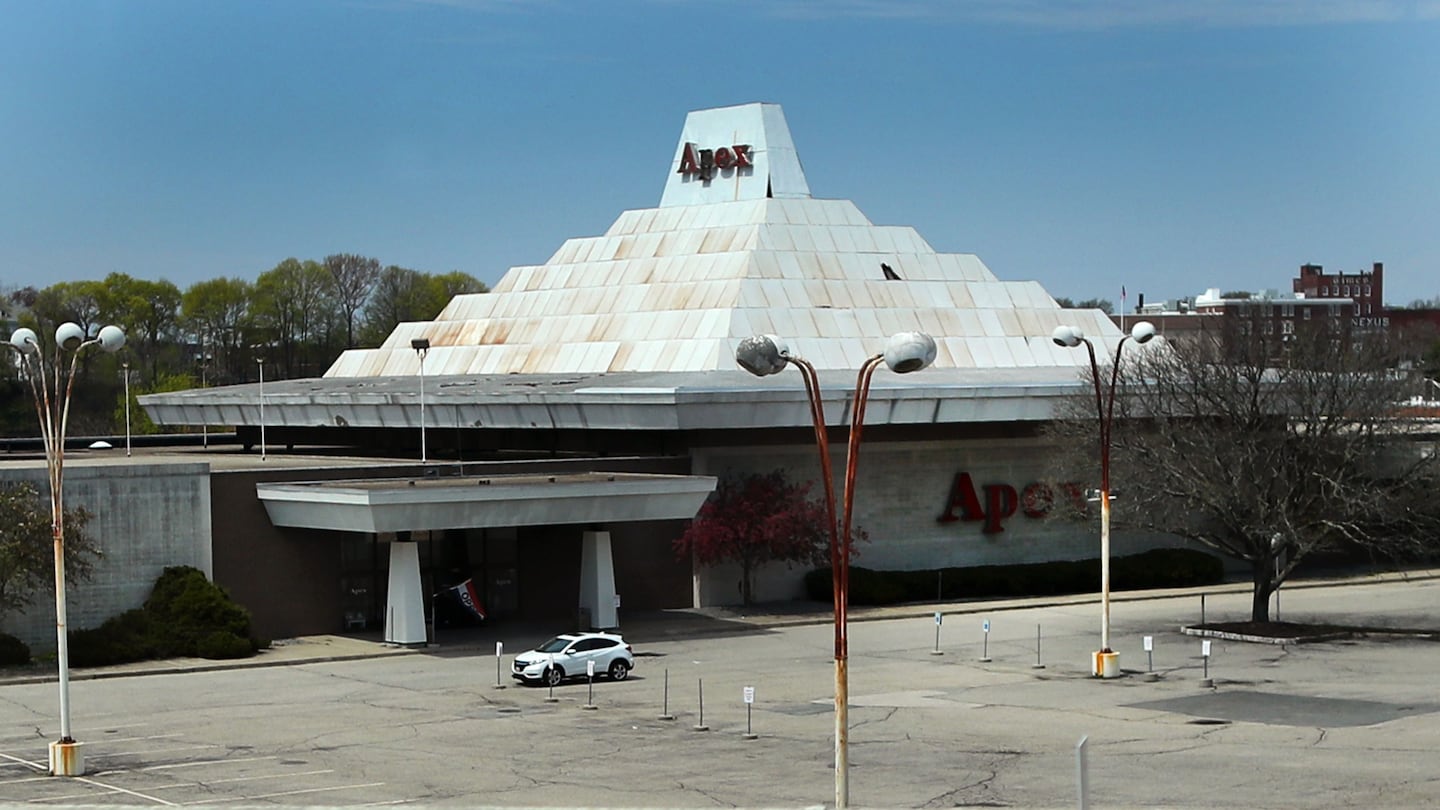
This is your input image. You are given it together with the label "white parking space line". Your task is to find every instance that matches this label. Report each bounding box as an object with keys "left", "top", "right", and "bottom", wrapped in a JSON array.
[
  {"left": 0, "top": 751, "right": 43, "bottom": 771},
  {"left": 0, "top": 775, "right": 49, "bottom": 786},
  {"left": 353, "top": 800, "right": 415, "bottom": 807},
  {"left": 146, "top": 768, "right": 335, "bottom": 789},
  {"left": 139, "top": 755, "right": 278, "bottom": 771},
  {"left": 91, "top": 744, "right": 220, "bottom": 758},
  {"left": 28, "top": 776, "right": 177, "bottom": 805},
  {"left": 182, "top": 781, "right": 386, "bottom": 805}
]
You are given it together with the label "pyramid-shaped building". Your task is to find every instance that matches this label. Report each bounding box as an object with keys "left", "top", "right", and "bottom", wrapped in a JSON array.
[
  {"left": 136, "top": 103, "right": 1160, "bottom": 626},
  {"left": 324, "top": 103, "right": 1116, "bottom": 381}
]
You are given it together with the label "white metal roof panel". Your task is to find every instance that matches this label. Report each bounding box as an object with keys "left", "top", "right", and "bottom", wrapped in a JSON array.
[{"left": 323, "top": 103, "right": 1124, "bottom": 380}]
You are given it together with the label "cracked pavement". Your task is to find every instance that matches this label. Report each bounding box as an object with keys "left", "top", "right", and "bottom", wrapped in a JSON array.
[{"left": 0, "top": 577, "right": 1438, "bottom": 807}]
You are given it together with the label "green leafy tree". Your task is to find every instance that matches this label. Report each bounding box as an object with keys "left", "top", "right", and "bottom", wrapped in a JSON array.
[
  {"left": 675, "top": 470, "right": 858, "bottom": 605},
  {"left": 254, "top": 259, "right": 338, "bottom": 378},
  {"left": 181, "top": 277, "right": 255, "bottom": 384},
  {"left": 432, "top": 270, "right": 488, "bottom": 302},
  {"left": 360, "top": 265, "right": 430, "bottom": 347},
  {"left": 0, "top": 483, "right": 100, "bottom": 622},
  {"left": 116, "top": 371, "right": 199, "bottom": 435},
  {"left": 27, "top": 280, "right": 106, "bottom": 336},
  {"left": 359, "top": 267, "right": 487, "bottom": 347},
  {"left": 97, "top": 273, "right": 181, "bottom": 384}
]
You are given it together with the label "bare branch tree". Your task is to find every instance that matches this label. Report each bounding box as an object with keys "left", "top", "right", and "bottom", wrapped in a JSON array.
[
  {"left": 323, "top": 254, "right": 381, "bottom": 349},
  {"left": 1046, "top": 316, "right": 1440, "bottom": 621}
]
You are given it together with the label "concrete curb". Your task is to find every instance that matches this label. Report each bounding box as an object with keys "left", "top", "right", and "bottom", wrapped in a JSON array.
[
  {"left": 1180, "top": 626, "right": 1351, "bottom": 645},
  {"left": 4, "top": 567, "right": 1436, "bottom": 684}
]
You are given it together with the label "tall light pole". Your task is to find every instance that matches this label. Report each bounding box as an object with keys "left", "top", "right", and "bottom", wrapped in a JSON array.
[
  {"left": 6, "top": 321, "right": 126, "bottom": 777},
  {"left": 411, "top": 338, "right": 430, "bottom": 463},
  {"left": 256, "top": 356, "right": 267, "bottom": 461},
  {"left": 122, "top": 361, "right": 131, "bottom": 457},
  {"left": 736, "top": 331, "right": 936, "bottom": 808},
  {"left": 1050, "top": 321, "right": 1155, "bottom": 678},
  {"left": 198, "top": 351, "right": 211, "bottom": 449}
]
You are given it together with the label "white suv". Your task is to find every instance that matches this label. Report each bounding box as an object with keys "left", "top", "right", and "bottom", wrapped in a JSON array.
[{"left": 511, "top": 632, "right": 634, "bottom": 687}]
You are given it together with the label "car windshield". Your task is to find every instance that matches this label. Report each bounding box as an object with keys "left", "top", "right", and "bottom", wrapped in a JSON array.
[{"left": 535, "top": 636, "right": 573, "bottom": 653}]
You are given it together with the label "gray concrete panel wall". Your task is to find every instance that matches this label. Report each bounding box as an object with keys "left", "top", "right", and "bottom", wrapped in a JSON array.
[
  {"left": 0, "top": 462, "right": 212, "bottom": 651},
  {"left": 690, "top": 439, "right": 1185, "bottom": 606}
]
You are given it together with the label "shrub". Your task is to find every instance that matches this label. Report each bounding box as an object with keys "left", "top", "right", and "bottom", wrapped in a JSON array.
[
  {"left": 68, "top": 567, "right": 263, "bottom": 666},
  {"left": 1112, "top": 548, "right": 1225, "bottom": 589},
  {"left": 195, "top": 630, "right": 254, "bottom": 660},
  {"left": 0, "top": 632, "right": 30, "bottom": 666},
  {"left": 144, "top": 566, "right": 254, "bottom": 659},
  {"left": 804, "top": 549, "right": 1223, "bottom": 605},
  {"left": 68, "top": 609, "right": 156, "bottom": 666}
]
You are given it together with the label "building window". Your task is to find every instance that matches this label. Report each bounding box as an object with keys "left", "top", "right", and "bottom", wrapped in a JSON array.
[
  {"left": 1283, "top": 304, "right": 1294, "bottom": 317},
  {"left": 1282, "top": 321, "right": 1294, "bottom": 335},
  {"left": 1321, "top": 286, "right": 1328, "bottom": 296},
  {"left": 1364, "top": 285, "right": 1371, "bottom": 296},
  {"left": 1303, "top": 308, "right": 1312, "bottom": 320}
]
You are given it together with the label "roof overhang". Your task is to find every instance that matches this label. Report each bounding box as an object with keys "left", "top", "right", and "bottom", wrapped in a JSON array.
[
  {"left": 257, "top": 471, "right": 718, "bottom": 534},
  {"left": 140, "top": 367, "right": 1086, "bottom": 433}
]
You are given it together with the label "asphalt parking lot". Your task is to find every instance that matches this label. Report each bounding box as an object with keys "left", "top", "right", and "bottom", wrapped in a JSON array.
[{"left": 0, "top": 574, "right": 1438, "bottom": 808}]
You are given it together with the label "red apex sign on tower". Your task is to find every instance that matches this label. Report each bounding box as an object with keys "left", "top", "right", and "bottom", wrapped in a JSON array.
[{"left": 677, "top": 142, "right": 754, "bottom": 180}]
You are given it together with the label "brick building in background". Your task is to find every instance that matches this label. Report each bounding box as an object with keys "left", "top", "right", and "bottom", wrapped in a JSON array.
[{"left": 1294, "top": 261, "right": 1384, "bottom": 317}]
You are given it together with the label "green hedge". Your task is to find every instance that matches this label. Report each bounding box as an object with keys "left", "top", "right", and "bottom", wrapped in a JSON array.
[
  {"left": 804, "top": 548, "right": 1223, "bottom": 605},
  {"left": 69, "top": 566, "right": 268, "bottom": 667}
]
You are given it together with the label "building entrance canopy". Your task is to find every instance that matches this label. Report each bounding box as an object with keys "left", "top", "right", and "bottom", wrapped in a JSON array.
[
  {"left": 257, "top": 471, "right": 717, "bottom": 534},
  {"left": 258, "top": 471, "right": 717, "bottom": 646}
]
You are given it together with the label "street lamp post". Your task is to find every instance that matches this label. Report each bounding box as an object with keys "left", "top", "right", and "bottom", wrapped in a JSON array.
[
  {"left": 198, "top": 351, "right": 211, "bottom": 449},
  {"left": 6, "top": 322, "right": 126, "bottom": 776},
  {"left": 411, "top": 338, "right": 430, "bottom": 463},
  {"left": 736, "top": 331, "right": 936, "bottom": 808},
  {"left": 122, "top": 361, "right": 131, "bottom": 457},
  {"left": 256, "top": 356, "right": 267, "bottom": 461},
  {"left": 1050, "top": 321, "right": 1155, "bottom": 678}
]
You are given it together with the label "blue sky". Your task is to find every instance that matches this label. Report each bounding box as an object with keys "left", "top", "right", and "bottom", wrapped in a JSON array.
[{"left": 2, "top": 0, "right": 1438, "bottom": 308}]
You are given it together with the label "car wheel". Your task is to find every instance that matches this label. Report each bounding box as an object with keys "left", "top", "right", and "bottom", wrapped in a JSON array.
[
  {"left": 544, "top": 666, "right": 564, "bottom": 687},
  {"left": 608, "top": 659, "right": 630, "bottom": 681}
]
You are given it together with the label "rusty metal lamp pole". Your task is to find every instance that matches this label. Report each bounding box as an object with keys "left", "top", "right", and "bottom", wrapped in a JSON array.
[
  {"left": 7, "top": 322, "right": 127, "bottom": 777},
  {"left": 737, "top": 331, "right": 936, "bottom": 809},
  {"left": 1050, "top": 321, "right": 1155, "bottom": 678}
]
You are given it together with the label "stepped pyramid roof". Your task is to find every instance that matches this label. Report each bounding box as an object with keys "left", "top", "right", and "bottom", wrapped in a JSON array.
[
  {"left": 326, "top": 102, "right": 1117, "bottom": 379},
  {"left": 140, "top": 103, "right": 1126, "bottom": 436}
]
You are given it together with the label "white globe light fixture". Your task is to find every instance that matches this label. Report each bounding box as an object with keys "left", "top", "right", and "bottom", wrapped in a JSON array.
[
  {"left": 734, "top": 334, "right": 791, "bottom": 377},
  {"left": 10, "top": 327, "right": 40, "bottom": 354}
]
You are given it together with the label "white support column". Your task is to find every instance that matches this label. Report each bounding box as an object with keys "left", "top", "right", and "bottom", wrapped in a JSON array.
[
  {"left": 385, "top": 540, "right": 427, "bottom": 645},
  {"left": 579, "top": 530, "right": 618, "bottom": 630}
]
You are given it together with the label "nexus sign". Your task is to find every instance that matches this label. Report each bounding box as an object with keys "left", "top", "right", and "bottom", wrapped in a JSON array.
[
  {"left": 677, "top": 142, "right": 753, "bottom": 180},
  {"left": 937, "top": 472, "right": 1086, "bottom": 534}
]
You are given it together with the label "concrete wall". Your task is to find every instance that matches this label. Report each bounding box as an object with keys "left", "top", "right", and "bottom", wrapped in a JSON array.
[
  {"left": 0, "top": 462, "right": 212, "bottom": 651},
  {"left": 210, "top": 469, "right": 351, "bottom": 643},
  {"left": 689, "top": 438, "right": 1186, "bottom": 606}
]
